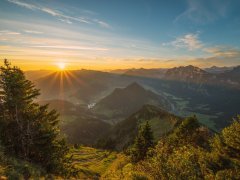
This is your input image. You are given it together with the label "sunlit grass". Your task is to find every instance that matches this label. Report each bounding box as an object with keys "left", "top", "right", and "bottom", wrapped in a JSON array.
[{"left": 69, "top": 146, "right": 117, "bottom": 178}]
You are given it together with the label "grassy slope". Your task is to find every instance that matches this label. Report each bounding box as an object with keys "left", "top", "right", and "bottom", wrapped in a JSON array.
[
  {"left": 0, "top": 147, "right": 44, "bottom": 179},
  {"left": 71, "top": 146, "right": 117, "bottom": 179},
  {"left": 0, "top": 146, "right": 118, "bottom": 179},
  {"left": 106, "top": 104, "right": 181, "bottom": 150},
  {"left": 101, "top": 154, "right": 147, "bottom": 180}
]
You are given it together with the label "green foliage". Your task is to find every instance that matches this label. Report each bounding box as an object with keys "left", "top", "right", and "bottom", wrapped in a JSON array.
[
  {"left": 130, "top": 121, "right": 154, "bottom": 163},
  {"left": 102, "top": 154, "right": 148, "bottom": 179},
  {"left": 131, "top": 116, "right": 240, "bottom": 179},
  {"left": 0, "top": 144, "right": 44, "bottom": 179},
  {"left": 69, "top": 146, "right": 117, "bottom": 179},
  {"left": 96, "top": 137, "right": 116, "bottom": 150},
  {"left": 167, "top": 116, "right": 210, "bottom": 148},
  {"left": 105, "top": 116, "right": 240, "bottom": 179},
  {"left": 0, "top": 60, "right": 70, "bottom": 176},
  {"left": 62, "top": 115, "right": 111, "bottom": 146},
  {"left": 94, "top": 82, "right": 171, "bottom": 121},
  {"left": 103, "top": 104, "right": 180, "bottom": 151},
  {"left": 1, "top": 59, "right": 240, "bottom": 179},
  {"left": 135, "top": 117, "right": 210, "bottom": 179},
  {"left": 210, "top": 115, "right": 240, "bottom": 178}
]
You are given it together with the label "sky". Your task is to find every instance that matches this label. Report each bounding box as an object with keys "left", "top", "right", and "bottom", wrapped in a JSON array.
[{"left": 0, "top": 0, "right": 240, "bottom": 70}]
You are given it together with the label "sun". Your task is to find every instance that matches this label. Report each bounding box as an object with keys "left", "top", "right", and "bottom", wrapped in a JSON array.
[{"left": 57, "top": 62, "right": 66, "bottom": 70}]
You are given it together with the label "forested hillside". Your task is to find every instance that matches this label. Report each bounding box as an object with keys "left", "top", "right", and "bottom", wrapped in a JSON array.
[
  {"left": 2, "top": 0, "right": 240, "bottom": 178},
  {"left": 0, "top": 61, "right": 240, "bottom": 179}
]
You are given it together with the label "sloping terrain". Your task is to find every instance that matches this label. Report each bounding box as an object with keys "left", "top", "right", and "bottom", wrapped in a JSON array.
[
  {"left": 165, "top": 65, "right": 214, "bottom": 83},
  {"left": 35, "top": 70, "right": 118, "bottom": 103},
  {"left": 62, "top": 115, "right": 111, "bottom": 145},
  {"left": 123, "top": 68, "right": 167, "bottom": 79},
  {"left": 93, "top": 82, "right": 172, "bottom": 123},
  {"left": 71, "top": 146, "right": 117, "bottom": 179},
  {"left": 99, "top": 104, "right": 181, "bottom": 150}
]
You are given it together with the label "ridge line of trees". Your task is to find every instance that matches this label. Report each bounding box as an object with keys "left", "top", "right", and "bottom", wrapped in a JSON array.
[{"left": 0, "top": 60, "right": 72, "bottom": 177}]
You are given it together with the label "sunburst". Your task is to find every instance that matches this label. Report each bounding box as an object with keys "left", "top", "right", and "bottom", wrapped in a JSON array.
[{"left": 57, "top": 62, "right": 66, "bottom": 70}]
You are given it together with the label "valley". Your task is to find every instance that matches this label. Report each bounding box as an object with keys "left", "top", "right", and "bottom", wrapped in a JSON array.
[
  {"left": 1, "top": 63, "right": 240, "bottom": 179},
  {"left": 1, "top": 0, "right": 240, "bottom": 178},
  {"left": 24, "top": 65, "right": 239, "bottom": 149},
  {"left": 32, "top": 66, "right": 240, "bottom": 136}
]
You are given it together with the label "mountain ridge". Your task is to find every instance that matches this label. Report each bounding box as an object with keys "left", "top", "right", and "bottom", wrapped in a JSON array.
[{"left": 93, "top": 82, "right": 172, "bottom": 123}]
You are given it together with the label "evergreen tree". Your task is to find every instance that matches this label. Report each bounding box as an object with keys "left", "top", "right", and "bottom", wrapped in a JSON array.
[
  {"left": 142, "top": 121, "right": 154, "bottom": 148},
  {"left": 130, "top": 121, "right": 154, "bottom": 162},
  {"left": 167, "top": 116, "right": 206, "bottom": 147},
  {"left": 0, "top": 60, "right": 70, "bottom": 175},
  {"left": 210, "top": 115, "right": 240, "bottom": 178}
]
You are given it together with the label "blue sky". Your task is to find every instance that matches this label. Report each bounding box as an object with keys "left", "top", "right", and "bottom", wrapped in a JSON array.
[{"left": 0, "top": 0, "right": 240, "bottom": 70}]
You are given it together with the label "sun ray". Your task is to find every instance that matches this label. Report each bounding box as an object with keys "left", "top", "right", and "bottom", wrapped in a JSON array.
[{"left": 57, "top": 62, "right": 66, "bottom": 71}]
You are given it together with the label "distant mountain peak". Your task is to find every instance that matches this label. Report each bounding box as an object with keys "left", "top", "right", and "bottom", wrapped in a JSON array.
[
  {"left": 232, "top": 65, "right": 240, "bottom": 71},
  {"left": 204, "top": 65, "right": 235, "bottom": 74},
  {"left": 184, "top": 65, "right": 205, "bottom": 71},
  {"left": 94, "top": 82, "right": 171, "bottom": 123},
  {"left": 126, "top": 82, "right": 144, "bottom": 90},
  {"left": 108, "top": 104, "right": 181, "bottom": 150},
  {"left": 169, "top": 65, "right": 206, "bottom": 72},
  {"left": 165, "top": 65, "right": 210, "bottom": 82}
]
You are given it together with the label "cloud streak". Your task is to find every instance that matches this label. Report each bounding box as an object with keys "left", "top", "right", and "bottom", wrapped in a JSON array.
[
  {"left": 164, "top": 33, "right": 203, "bottom": 51},
  {"left": 6, "top": 0, "right": 111, "bottom": 28},
  {"left": 174, "top": 0, "right": 229, "bottom": 24},
  {"left": 204, "top": 47, "right": 240, "bottom": 58},
  {"left": 0, "top": 30, "right": 21, "bottom": 35},
  {"left": 7, "top": 0, "right": 35, "bottom": 9},
  {"left": 24, "top": 30, "right": 43, "bottom": 34},
  {"left": 31, "top": 45, "right": 108, "bottom": 51}
]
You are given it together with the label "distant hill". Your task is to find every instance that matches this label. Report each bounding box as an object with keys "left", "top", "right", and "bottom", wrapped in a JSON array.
[
  {"left": 38, "top": 99, "right": 111, "bottom": 145},
  {"left": 93, "top": 82, "right": 172, "bottom": 123},
  {"left": 218, "top": 65, "right": 240, "bottom": 85},
  {"left": 26, "top": 66, "right": 240, "bottom": 131},
  {"left": 123, "top": 68, "right": 167, "bottom": 79},
  {"left": 98, "top": 104, "right": 181, "bottom": 150},
  {"left": 38, "top": 99, "right": 76, "bottom": 115},
  {"left": 35, "top": 70, "right": 118, "bottom": 103},
  {"left": 110, "top": 68, "right": 131, "bottom": 74},
  {"left": 165, "top": 65, "right": 213, "bottom": 83},
  {"left": 164, "top": 65, "right": 240, "bottom": 89},
  {"left": 204, "top": 66, "right": 234, "bottom": 74},
  {"left": 62, "top": 115, "right": 111, "bottom": 145},
  {"left": 25, "top": 70, "right": 53, "bottom": 81}
]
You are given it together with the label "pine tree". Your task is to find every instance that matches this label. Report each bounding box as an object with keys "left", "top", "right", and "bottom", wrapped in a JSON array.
[
  {"left": 0, "top": 60, "right": 70, "bottom": 175},
  {"left": 142, "top": 121, "right": 154, "bottom": 148},
  {"left": 210, "top": 115, "right": 240, "bottom": 178},
  {"left": 130, "top": 121, "right": 154, "bottom": 162}
]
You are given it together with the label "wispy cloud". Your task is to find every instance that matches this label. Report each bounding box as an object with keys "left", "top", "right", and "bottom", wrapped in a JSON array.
[
  {"left": 7, "top": 0, "right": 35, "bottom": 9},
  {"left": 93, "top": 19, "right": 111, "bottom": 29},
  {"left": 24, "top": 30, "right": 43, "bottom": 34},
  {"left": 0, "top": 30, "right": 21, "bottom": 35},
  {"left": 204, "top": 47, "right": 240, "bottom": 58},
  {"left": 31, "top": 45, "right": 108, "bottom": 51},
  {"left": 175, "top": 0, "right": 229, "bottom": 24},
  {"left": 6, "top": 0, "right": 111, "bottom": 28},
  {"left": 164, "top": 33, "right": 203, "bottom": 51},
  {"left": 183, "top": 46, "right": 240, "bottom": 67},
  {"left": 186, "top": 56, "right": 240, "bottom": 67},
  {"left": 58, "top": 19, "right": 72, "bottom": 24}
]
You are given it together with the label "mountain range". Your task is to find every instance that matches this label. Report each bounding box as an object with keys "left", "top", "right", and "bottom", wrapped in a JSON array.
[
  {"left": 100, "top": 104, "right": 181, "bottom": 150},
  {"left": 204, "top": 66, "right": 234, "bottom": 74},
  {"left": 27, "top": 64, "right": 240, "bottom": 138},
  {"left": 93, "top": 82, "right": 172, "bottom": 123},
  {"left": 164, "top": 65, "right": 240, "bottom": 89}
]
